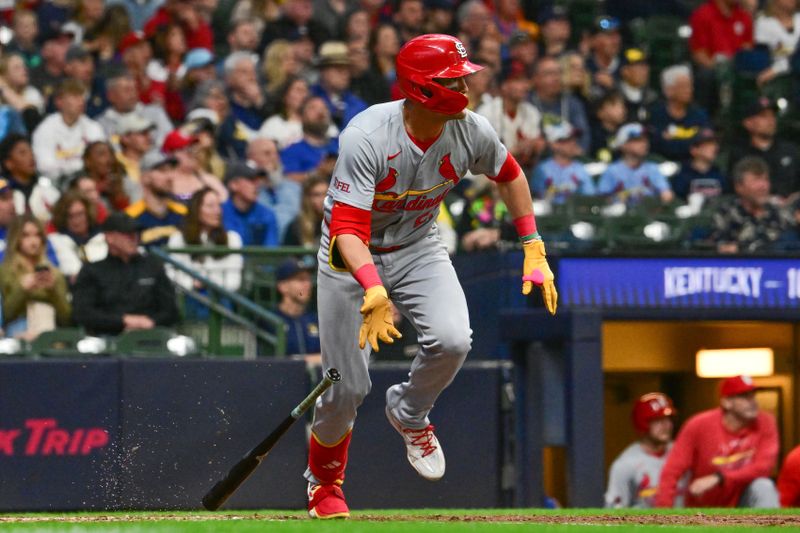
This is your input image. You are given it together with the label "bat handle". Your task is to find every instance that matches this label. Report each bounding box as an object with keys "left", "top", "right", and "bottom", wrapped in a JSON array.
[{"left": 290, "top": 367, "right": 341, "bottom": 419}]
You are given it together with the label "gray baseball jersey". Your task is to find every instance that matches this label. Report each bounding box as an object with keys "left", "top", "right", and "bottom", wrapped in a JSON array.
[
  {"left": 605, "top": 442, "right": 672, "bottom": 508},
  {"left": 308, "top": 100, "right": 514, "bottom": 453},
  {"left": 320, "top": 100, "right": 509, "bottom": 261}
]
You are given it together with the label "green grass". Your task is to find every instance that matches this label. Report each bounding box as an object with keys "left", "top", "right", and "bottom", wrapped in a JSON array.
[{"left": 0, "top": 509, "right": 798, "bottom": 533}]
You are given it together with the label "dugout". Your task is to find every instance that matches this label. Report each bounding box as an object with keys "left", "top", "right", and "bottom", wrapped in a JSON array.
[{"left": 496, "top": 253, "right": 800, "bottom": 508}]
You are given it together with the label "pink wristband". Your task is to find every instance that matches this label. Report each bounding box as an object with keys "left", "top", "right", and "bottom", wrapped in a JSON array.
[
  {"left": 353, "top": 264, "right": 382, "bottom": 290},
  {"left": 513, "top": 214, "right": 538, "bottom": 240}
]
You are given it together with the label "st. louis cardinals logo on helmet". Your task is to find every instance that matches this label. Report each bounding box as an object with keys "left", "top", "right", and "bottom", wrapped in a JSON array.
[
  {"left": 632, "top": 393, "right": 676, "bottom": 433},
  {"left": 396, "top": 34, "right": 483, "bottom": 116}
]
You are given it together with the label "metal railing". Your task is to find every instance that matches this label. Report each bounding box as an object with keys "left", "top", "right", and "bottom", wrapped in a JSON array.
[{"left": 151, "top": 248, "right": 289, "bottom": 358}]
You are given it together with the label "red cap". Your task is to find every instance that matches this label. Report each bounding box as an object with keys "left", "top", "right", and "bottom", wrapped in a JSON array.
[
  {"left": 631, "top": 392, "right": 676, "bottom": 433},
  {"left": 161, "top": 130, "right": 197, "bottom": 152},
  {"left": 720, "top": 375, "right": 757, "bottom": 398},
  {"left": 119, "top": 31, "right": 147, "bottom": 55}
]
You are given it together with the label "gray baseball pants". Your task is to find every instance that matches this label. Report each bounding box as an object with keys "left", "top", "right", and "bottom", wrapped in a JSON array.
[{"left": 310, "top": 233, "right": 472, "bottom": 445}]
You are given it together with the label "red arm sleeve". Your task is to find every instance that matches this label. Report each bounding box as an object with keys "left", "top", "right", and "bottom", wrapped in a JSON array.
[
  {"left": 720, "top": 413, "right": 779, "bottom": 486},
  {"left": 654, "top": 420, "right": 697, "bottom": 507},
  {"left": 487, "top": 153, "right": 522, "bottom": 183},
  {"left": 778, "top": 447, "right": 800, "bottom": 507},
  {"left": 329, "top": 201, "right": 371, "bottom": 243}
]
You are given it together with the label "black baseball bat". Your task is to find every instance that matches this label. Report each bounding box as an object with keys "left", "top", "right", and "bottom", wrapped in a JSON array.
[{"left": 202, "top": 368, "right": 342, "bottom": 511}]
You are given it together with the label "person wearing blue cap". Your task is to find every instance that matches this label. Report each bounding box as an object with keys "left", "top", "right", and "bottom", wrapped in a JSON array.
[
  {"left": 586, "top": 15, "right": 623, "bottom": 95},
  {"left": 597, "top": 123, "right": 674, "bottom": 206},
  {"left": 532, "top": 121, "right": 594, "bottom": 204},
  {"left": 264, "top": 257, "right": 320, "bottom": 356},
  {"left": 538, "top": 4, "right": 571, "bottom": 58}
]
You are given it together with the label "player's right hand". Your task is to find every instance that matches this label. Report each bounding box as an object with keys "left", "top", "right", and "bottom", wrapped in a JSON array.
[{"left": 358, "top": 286, "right": 402, "bottom": 352}]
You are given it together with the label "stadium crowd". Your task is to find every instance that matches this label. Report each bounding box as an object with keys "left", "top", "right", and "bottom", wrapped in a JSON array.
[{"left": 0, "top": 1, "right": 798, "bottom": 337}]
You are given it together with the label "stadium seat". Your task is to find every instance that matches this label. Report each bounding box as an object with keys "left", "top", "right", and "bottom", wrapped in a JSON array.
[
  {"left": 113, "top": 327, "right": 197, "bottom": 357},
  {"left": 30, "top": 328, "right": 94, "bottom": 358}
]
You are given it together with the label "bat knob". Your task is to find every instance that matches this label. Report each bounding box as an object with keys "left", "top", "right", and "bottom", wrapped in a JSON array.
[{"left": 326, "top": 368, "right": 342, "bottom": 383}]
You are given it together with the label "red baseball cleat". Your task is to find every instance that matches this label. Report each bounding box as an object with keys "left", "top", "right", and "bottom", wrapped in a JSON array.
[{"left": 307, "top": 482, "right": 350, "bottom": 519}]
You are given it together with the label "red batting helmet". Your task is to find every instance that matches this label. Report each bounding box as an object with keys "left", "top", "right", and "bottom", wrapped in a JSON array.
[
  {"left": 396, "top": 34, "right": 484, "bottom": 116},
  {"left": 631, "top": 392, "right": 676, "bottom": 433}
]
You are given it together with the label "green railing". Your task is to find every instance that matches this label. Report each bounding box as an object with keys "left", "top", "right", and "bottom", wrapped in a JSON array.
[{"left": 151, "top": 247, "right": 295, "bottom": 358}]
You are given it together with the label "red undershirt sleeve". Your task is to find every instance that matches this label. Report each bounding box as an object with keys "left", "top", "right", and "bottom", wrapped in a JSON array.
[
  {"left": 488, "top": 152, "right": 523, "bottom": 183},
  {"left": 330, "top": 201, "right": 371, "bottom": 243}
]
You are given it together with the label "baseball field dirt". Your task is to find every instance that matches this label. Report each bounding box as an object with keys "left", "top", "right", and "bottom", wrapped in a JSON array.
[{"left": 0, "top": 509, "right": 799, "bottom": 532}]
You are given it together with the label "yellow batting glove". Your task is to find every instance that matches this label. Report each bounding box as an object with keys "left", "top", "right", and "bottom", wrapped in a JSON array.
[
  {"left": 358, "top": 286, "right": 402, "bottom": 352},
  {"left": 522, "top": 239, "right": 558, "bottom": 315}
]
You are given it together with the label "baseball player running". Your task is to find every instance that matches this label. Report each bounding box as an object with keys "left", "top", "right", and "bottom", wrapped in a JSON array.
[
  {"left": 605, "top": 393, "right": 677, "bottom": 508},
  {"left": 305, "top": 34, "right": 558, "bottom": 519}
]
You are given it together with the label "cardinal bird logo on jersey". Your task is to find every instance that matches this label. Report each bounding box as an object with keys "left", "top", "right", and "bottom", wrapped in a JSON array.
[
  {"left": 376, "top": 167, "right": 398, "bottom": 193},
  {"left": 438, "top": 153, "right": 460, "bottom": 184}
]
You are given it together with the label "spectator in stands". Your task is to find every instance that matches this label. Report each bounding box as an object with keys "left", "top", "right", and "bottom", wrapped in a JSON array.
[
  {"left": 311, "top": 41, "right": 368, "bottom": 130},
  {"left": 66, "top": 174, "right": 108, "bottom": 224},
  {"left": 425, "top": 0, "right": 456, "bottom": 35},
  {"left": 561, "top": 52, "right": 591, "bottom": 108},
  {"left": 655, "top": 375, "right": 779, "bottom": 508},
  {"left": 184, "top": 110, "right": 226, "bottom": 181},
  {"left": 689, "top": 0, "right": 754, "bottom": 113},
  {"left": 531, "top": 121, "right": 594, "bottom": 204},
  {"left": 178, "top": 48, "right": 217, "bottom": 120},
  {"left": 475, "top": 35, "right": 503, "bottom": 72},
  {"left": 190, "top": 80, "right": 243, "bottom": 160},
  {"left": 125, "top": 151, "right": 187, "bottom": 248},
  {"left": 0, "top": 179, "right": 16, "bottom": 253},
  {"left": 115, "top": 114, "right": 155, "bottom": 198},
  {"left": 82, "top": 5, "right": 132, "bottom": 75},
  {"left": 530, "top": 56, "right": 591, "bottom": 152},
  {"left": 491, "top": 0, "right": 535, "bottom": 41},
  {"left": 728, "top": 96, "right": 800, "bottom": 201},
  {"left": 262, "top": 40, "right": 302, "bottom": 97},
  {"left": 312, "top": 0, "right": 355, "bottom": 41},
  {"left": 143, "top": 0, "right": 214, "bottom": 51},
  {"left": 32, "top": 79, "right": 106, "bottom": 183},
  {"left": 648, "top": 65, "right": 711, "bottom": 163},
  {"left": 370, "top": 24, "right": 401, "bottom": 90},
  {"left": 0, "top": 53, "right": 46, "bottom": 133},
  {"left": 586, "top": 15, "right": 623, "bottom": 96},
  {"left": 456, "top": 176, "right": 514, "bottom": 252},
  {"left": 29, "top": 26, "right": 71, "bottom": 106},
  {"left": 777, "top": 444, "right": 800, "bottom": 507},
  {"left": 477, "top": 60, "right": 543, "bottom": 170},
  {"left": 348, "top": 39, "right": 392, "bottom": 106},
  {"left": 538, "top": 5, "right": 571, "bottom": 58},
  {"left": 162, "top": 129, "right": 227, "bottom": 204},
  {"left": 0, "top": 134, "right": 61, "bottom": 222},
  {"left": 589, "top": 90, "right": 627, "bottom": 163},
  {"left": 712, "top": 156, "right": 795, "bottom": 253},
  {"left": 280, "top": 96, "right": 339, "bottom": 182},
  {"left": 248, "top": 137, "right": 301, "bottom": 241},
  {"left": 226, "top": 19, "right": 261, "bottom": 57},
  {"left": 456, "top": 0, "right": 491, "bottom": 52},
  {"left": 82, "top": 141, "right": 132, "bottom": 212},
  {"left": 754, "top": 0, "right": 800, "bottom": 85},
  {"left": 507, "top": 30, "right": 539, "bottom": 74},
  {"left": 672, "top": 129, "right": 729, "bottom": 201},
  {"left": 5, "top": 10, "right": 41, "bottom": 69},
  {"left": 47, "top": 190, "right": 108, "bottom": 283},
  {"left": 72, "top": 212, "right": 180, "bottom": 335},
  {"left": 269, "top": 257, "right": 320, "bottom": 355},
  {"left": 394, "top": 0, "right": 426, "bottom": 44},
  {"left": 260, "top": 0, "right": 331, "bottom": 50},
  {"left": 119, "top": 31, "right": 167, "bottom": 107},
  {"left": 619, "top": 48, "right": 657, "bottom": 123},
  {"left": 166, "top": 187, "right": 243, "bottom": 295},
  {"left": 258, "top": 76, "right": 310, "bottom": 149},
  {"left": 222, "top": 161, "right": 279, "bottom": 246},
  {"left": 224, "top": 51, "right": 270, "bottom": 137},
  {"left": 605, "top": 393, "right": 676, "bottom": 508},
  {"left": 343, "top": 9, "right": 371, "bottom": 44},
  {"left": 283, "top": 175, "right": 328, "bottom": 248},
  {"left": 63, "top": 45, "right": 106, "bottom": 118},
  {"left": 0, "top": 214, "right": 71, "bottom": 340},
  {"left": 97, "top": 73, "right": 172, "bottom": 151},
  {"left": 598, "top": 123, "right": 674, "bottom": 206}
]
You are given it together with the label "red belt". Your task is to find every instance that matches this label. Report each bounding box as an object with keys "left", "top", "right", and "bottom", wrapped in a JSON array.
[{"left": 369, "top": 244, "right": 406, "bottom": 254}]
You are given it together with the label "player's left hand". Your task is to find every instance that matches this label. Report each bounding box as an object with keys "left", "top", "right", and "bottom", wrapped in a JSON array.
[{"left": 522, "top": 239, "right": 558, "bottom": 315}]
